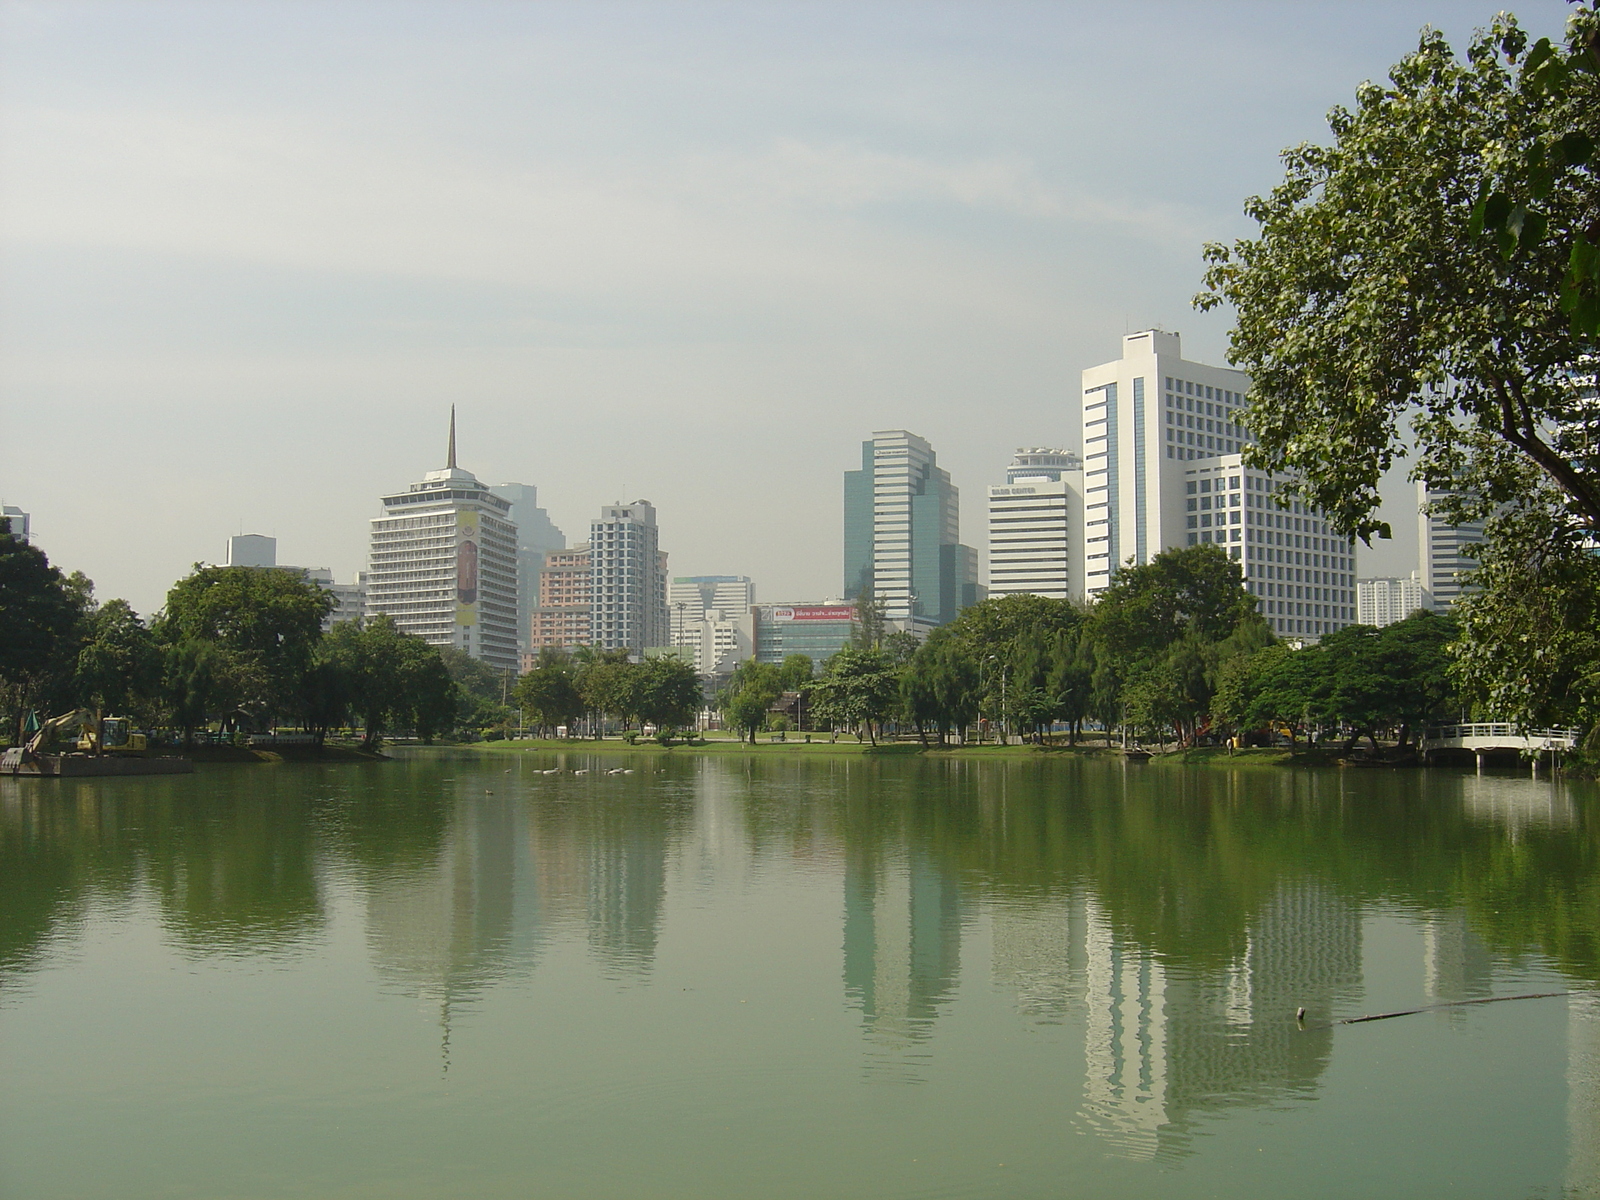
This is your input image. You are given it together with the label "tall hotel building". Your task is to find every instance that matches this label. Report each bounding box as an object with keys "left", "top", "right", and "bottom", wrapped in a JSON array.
[
  {"left": 367, "top": 412, "right": 520, "bottom": 671},
  {"left": 987, "top": 449, "right": 1083, "bottom": 600},
  {"left": 589, "top": 501, "right": 669, "bottom": 655},
  {"left": 1080, "top": 332, "right": 1355, "bottom": 639},
  {"left": 843, "top": 429, "right": 981, "bottom": 628}
]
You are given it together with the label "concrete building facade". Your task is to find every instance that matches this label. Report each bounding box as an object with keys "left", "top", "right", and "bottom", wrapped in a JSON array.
[
  {"left": 589, "top": 501, "right": 668, "bottom": 655},
  {"left": 1417, "top": 484, "right": 1486, "bottom": 612},
  {"left": 752, "top": 603, "right": 856, "bottom": 666},
  {"left": 490, "top": 483, "right": 567, "bottom": 658},
  {"left": 1183, "top": 454, "right": 1357, "bottom": 640},
  {"left": 843, "top": 429, "right": 982, "bottom": 628},
  {"left": 527, "top": 546, "right": 592, "bottom": 656},
  {"left": 1079, "top": 330, "right": 1254, "bottom": 598},
  {"left": 366, "top": 411, "right": 520, "bottom": 672},
  {"left": 1356, "top": 574, "right": 1429, "bottom": 627},
  {"left": 1, "top": 505, "right": 29, "bottom": 542},
  {"left": 987, "top": 448, "right": 1083, "bottom": 601}
]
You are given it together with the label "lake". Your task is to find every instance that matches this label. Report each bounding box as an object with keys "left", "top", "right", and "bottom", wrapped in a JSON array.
[{"left": 2, "top": 749, "right": 1597, "bottom": 1199}]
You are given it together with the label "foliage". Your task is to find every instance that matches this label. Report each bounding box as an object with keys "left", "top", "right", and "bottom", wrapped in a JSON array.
[
  {"left": 515, "top": 657, "right": 585, "bottom": 736},
  {"left": 155, "top": 565, "right": 335, "bottom": 726},
  {"left": 75, "top": 599, "right": 162, "bottom": 718},
  {"left": 900, "top": 630, "right": 979, "bottom": 745},
  {"left": 0, "top": 526, "right": 92, "bottom": 731},
  {"left": 1451, "top": 504, "right": 1600, "bottom": 731},
  {"left": 321, "top": 616, "right": 458, "bottom": 748},
  {"left": 632, "top": 655, "right": 703, "bottom": 730},
  {"left": 1196, "top": 13, "right": 1600, "bottom": 541},
  {"left": 809, "top": 647, "right": 901, "bottom": 744},
  {"left": 721, "top": 660, "right": 781, "bottom": 744}
]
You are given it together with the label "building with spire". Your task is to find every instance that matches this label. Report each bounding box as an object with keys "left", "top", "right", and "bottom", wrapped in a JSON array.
[{"left": 366, "top": 409, "right": 520, "bottom": 671}]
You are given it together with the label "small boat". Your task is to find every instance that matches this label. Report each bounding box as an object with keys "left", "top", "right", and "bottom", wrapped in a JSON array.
[{"left": 1121, "top": 748, "right": 1154, "bottom": 763}]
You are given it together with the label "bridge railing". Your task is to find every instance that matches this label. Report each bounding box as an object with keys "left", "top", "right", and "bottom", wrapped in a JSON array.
[{"left": 1422, "top": 724, "right": 1582, "bottom": 748}]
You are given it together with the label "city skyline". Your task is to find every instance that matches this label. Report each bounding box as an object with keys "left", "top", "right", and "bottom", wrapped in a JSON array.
[{"left": 3, "top": 1, "right": 1554, "bottom": 619}]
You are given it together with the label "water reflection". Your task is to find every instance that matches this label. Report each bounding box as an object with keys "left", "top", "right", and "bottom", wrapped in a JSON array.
[{"left": 1, "top": 752, "right": 1598, "bottom": 1174}]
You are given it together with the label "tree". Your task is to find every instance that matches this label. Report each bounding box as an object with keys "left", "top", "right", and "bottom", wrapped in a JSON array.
[
  {"left": 1450, "top": 503, "right": 1600, "bottom": 731},
  {"left": 76, "top": 599, "right": 161, "bottom": 718},
  {"left": 324, "top": 616, "right": 457, "bottom": 748},
  {"left": 1048, "top": 629, "right": 1096, "bottom": 745},
  {"left": 809, "top": 647, "right": 901, "bottom": 744},
  {"left": 155, "top": 565, "right": 334, "bottom": 728},
  {"left": 722, "top": 660, "right": 781, "bottom": 744},
  {"left": 634, "top": 655, "right": 702, "bottom": 731},
  {"left": 576, "top": 652, "right": 638, "bottom": 735},
  {"left": 164, "top": 638, "right": 228, "bottom": 748},
  {"left": 901, "top": 632, "right": 978, "bottom": 745},
  {"left": 515, "top": 657, "right": 585, "bottom": 736},
  {"left": 1196, "top": 13, "right": 1600, "bottom": 542},
  {"left": 0, "top": 525, "right": 90, "bottom": 734},
  {"left": 778, "top": 655, "right": 814, "bottom": 691}
]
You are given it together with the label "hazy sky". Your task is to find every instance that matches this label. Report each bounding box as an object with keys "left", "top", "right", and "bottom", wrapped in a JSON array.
[{"left": 0, "top": 1, "right": 1569, "bottom": 616}]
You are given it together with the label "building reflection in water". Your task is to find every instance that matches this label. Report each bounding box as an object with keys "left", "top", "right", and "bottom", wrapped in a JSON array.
[
  {"left": 1571, "top": 991, "right": 1600, "bottom": 1195},
  {"left": 842, "top": 842, "right": 961, "bottom": 1059},
  {"left": 991, "top": 880, "right": 1363, "bottom": 1159},
  {"left": 1422, "top": 908, "right": 1494, "bottom": 1004}
]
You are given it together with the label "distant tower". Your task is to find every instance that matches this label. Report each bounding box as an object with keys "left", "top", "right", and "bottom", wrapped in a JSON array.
[
  {"left": 367, "top": 409, "right": 520, "bottom": 671},
  {"left": 988, "top": 448, "right": 1083, "bottom": 601},
  {"left": 1417, "top": 484, "right": 1486, "bottom": 612},
  {"left": 489, "top": 482, "right": 567, "bottom": 657},
  {"left": 588, "top": 500, "right": 668, "bottom": 655},
  {"left": 842, "top": 429, "right": 981, "bottom": 629}
]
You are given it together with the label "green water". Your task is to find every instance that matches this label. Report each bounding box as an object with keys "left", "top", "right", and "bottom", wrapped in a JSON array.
[{"left": 2, "top": 751, "right": 1597, "bottom": 1199}]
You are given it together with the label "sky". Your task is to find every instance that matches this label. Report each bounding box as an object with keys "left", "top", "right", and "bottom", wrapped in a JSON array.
[{"left": 0, "top": 0, "right": 1573, "bottom": 618}]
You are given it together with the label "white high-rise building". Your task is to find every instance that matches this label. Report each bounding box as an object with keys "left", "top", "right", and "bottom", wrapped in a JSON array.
[
  {"left": 987, "top": 449, "right": 1083, "bottom": 601},
  {"left": 1079, "top": 331, "right": 1255, "bottom": 597},
  {"left": 1356, "top": 574, "right": 1429, "bottom": 627},
  {"left": 1417, "top": 484, "right": 1486, "bottom": 612},
  {"left": 1076, "top": 332, "right": 1354, "bottom": 639},
  {"left": 367, "top": 411, "right": 520, "bottom": 671},
  {"left": 1185, "top": 454, "right": 1357, "bottom": 639},
  {"left": 589, "top": 500, "right": 668, "bottom": 655}
]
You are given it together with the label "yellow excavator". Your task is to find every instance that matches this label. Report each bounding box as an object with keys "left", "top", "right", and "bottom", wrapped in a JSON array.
[{"left": 23, "top": 710, "right": 147, "bottom": 756}]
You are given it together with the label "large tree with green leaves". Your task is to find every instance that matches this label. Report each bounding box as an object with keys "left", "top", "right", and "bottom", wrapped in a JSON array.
[
  {"left": 1196, "top": 11, "right": 1600, "bottom": 541},
  {"left": 0, "top": 525, "right": 92, "bottom": 733},
  {"left": 155, "top": 565, "right": 335, "bottom": 727}
]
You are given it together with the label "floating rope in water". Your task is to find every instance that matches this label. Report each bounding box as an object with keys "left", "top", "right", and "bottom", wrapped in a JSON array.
[{"left": 1297, "top": 989, "right": 1595, "bottom": 1029}]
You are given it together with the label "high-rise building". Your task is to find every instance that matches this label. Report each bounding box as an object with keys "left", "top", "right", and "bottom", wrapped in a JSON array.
[
  {"left": 1079, "top": 330, "right": 1254, "bottom": 597},
  {"left": 589, "top": 501, "right": 668, "bottom": 655},
  {"left": 1, "top": 505, "right": 29, "bottom": 542},
  {"left": 1076, "top": 332, "right": 1353, "bottom": 639},
  {"left": 1356, "top": 573, "right": 1429, "bottom": 627},
  {"left": 987, "top": 448, "right": 1083, "bottom": 601},
  {"left": 367, "top": 410, "right": 520, "bottom": 671},
  {"left": 527, "top": 545, "right": 592, "bottom": 660},
  {"left": 489, "top": 483, "right": 567, "bottom": 657},
  {"left": 1184, "top": 454, "right": 1357, "bottom": 639},
  {"left": 1417, "top": 484, "right": 1486, "bottom": 612},
  {"left": 842, "top": 429, "right": 982, "bottom": 629}
]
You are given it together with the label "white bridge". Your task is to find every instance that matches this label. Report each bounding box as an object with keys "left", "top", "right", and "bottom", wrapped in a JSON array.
[{"left": 1421, "top": 723, "right": 1580, "bottom": 768}]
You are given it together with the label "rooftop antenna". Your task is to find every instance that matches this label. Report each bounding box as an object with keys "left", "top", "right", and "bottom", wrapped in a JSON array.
[{"left": 447, "top": 405, "right": 458, "bottom": 469}]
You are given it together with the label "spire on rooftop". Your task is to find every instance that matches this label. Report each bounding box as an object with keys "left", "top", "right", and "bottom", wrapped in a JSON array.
[{"left": 447, "top": 405, "right": 457, "bottom": 469}]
